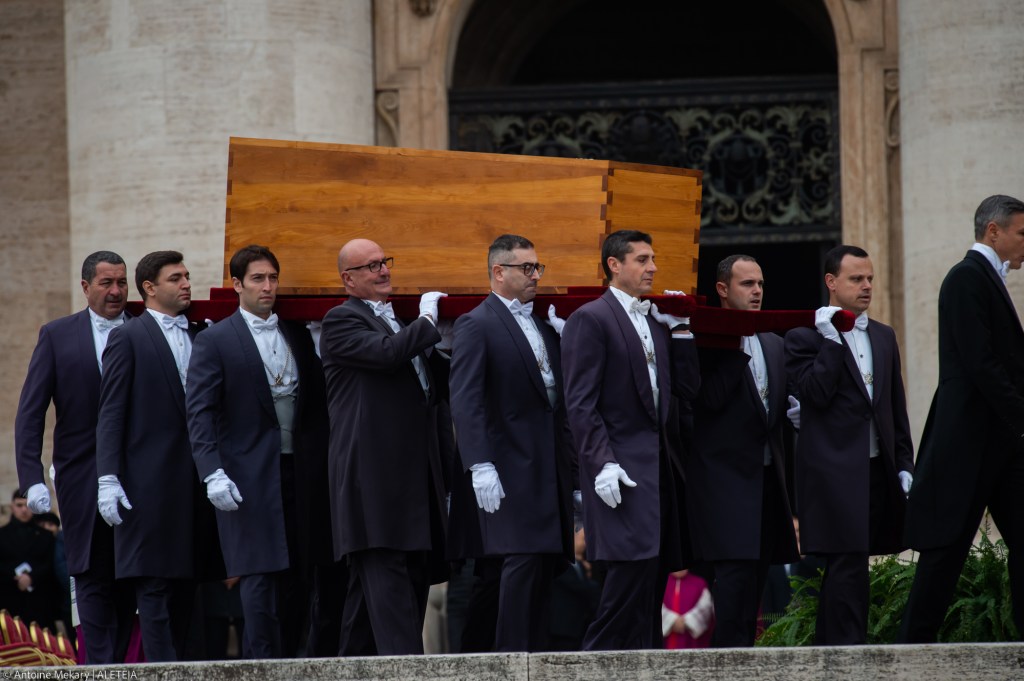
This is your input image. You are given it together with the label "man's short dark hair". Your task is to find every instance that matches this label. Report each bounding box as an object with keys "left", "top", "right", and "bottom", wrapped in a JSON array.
[
  {"left": 601, "top": 230, "right": 652, "bottom": 279},
  {"left": 974, "top": 195, "right": 1024, "bottom": 240},
  {"left": 229, "top": 244, "right": 280, "bottom": 281},
  {"left": 81, "top": 251, "right": 126, "bottom": 283},
  {"left": 716, "top": 254, "right": 757, "bottom": 284},
  {"left": 135, "top": 251, "right": 184, "bottom": 299},
  {"left": 487, "top": 234, "right": 535, "bottom": 272},
  {"left": 12, "top": 488, "right": 26, "bottom": 502},
  {"left": 823, "top": 245, "right": 869, "bottom": 277}
]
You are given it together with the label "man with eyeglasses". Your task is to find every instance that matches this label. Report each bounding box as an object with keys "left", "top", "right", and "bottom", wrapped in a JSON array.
[
  {"left": 448, "top": 234, "right": 577, "bottom": 652},
  {"left": 320, "top": 238, "right": 450, "bottom": 655},
  {"left": 561, "top": 229, "right": 700, "bottom": 650}
]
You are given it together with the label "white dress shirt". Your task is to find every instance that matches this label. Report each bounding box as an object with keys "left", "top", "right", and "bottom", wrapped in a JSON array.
[
  {"left": 88, "top": 309, "right": 126, "bottom": 374},
  {"left": 146, "top": 308, "right": 191, "bottom": 388},
  {"left": 239, "top": 309, "right": 298, "bottom": 397},
  {"left": 842, "top": 313, "right": 879, "bottom": 458},
  {"left": 608, "top": 285, "right": 659, "bottom": 410},
  {"left": 493, "top": 292, "right": 557, "bottom": 405},
  {"left": 971, "top": 242, "right": 1011, "bottom": 285}
]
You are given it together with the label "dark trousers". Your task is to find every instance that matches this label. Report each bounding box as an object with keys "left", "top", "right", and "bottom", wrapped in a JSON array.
[
  {"left": 73, "top": 518, "right": 137, "bottom": 664},
  {"left": 134, "top": 577, "right": 195, "bottom": 662},
  {"left": 814, "top": 456, "right": 886, "bottom": 645},
  {"left": 238, "top": 573, "right": 281, "bottom": 658},
  {"left": 582, "top": 557, "right": 661, "bottom": 651},
  {"left": 495, "top": 553, "right": 558, "bottom": 652},
  {"left": 339, "top": 548, "right": 429, "bottom": 656},
  {"left": 711, "top": 468, "right": 782, "bottom": 647},
  {"left": 307, "top": 560, "right": 362, "bottom": 656},
  {"left": 899, "top": 451, "right": 1024, "bottom": 642}
]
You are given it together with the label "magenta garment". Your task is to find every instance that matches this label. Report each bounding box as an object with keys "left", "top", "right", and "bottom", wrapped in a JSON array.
[{"left": 663, "top": 572, "right": 714, "bottom": 649}]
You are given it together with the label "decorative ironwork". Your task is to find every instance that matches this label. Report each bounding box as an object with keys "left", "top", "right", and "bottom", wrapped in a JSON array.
[{"left": 450, "top": 77, "right": 839, "bottom": 239}]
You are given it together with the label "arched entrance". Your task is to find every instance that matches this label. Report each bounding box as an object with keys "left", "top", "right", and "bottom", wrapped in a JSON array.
[
  {"left": 449, "top": 0, "right": 838, "bottom": 310},
  {"left": 374, "top": 0, "right": 901, "bottom": 323}
]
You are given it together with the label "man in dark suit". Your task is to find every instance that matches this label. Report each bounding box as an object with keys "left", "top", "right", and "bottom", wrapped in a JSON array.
[
  {"left": 784, "top": 244, "right": 914, "bottom": 645},
  {"left": 689, "top": 254, "right": 799, "bottom": 647},
  {"left": 320, "top": 238, "right": 449, "bottom": 655},
  {"left": 186, "top": 245, "right": 334, "bottom": 658},
  {"left": 14, "top": 250, "right": 136, "bottom": 663},
  {"left": 448, "top": 234, "right": 576, "bottom": 652},
  {"left": 96, "top": 250, "right": 217, "bottom": 662},
  {"left": 561, "top": 229, "right": 700, "bottom": 650},
  {"left": 0, "top": 490, "right": 60, "bottom": 630},
  {"left": 900, "top": 195, "right": 1024, "bottom": 642}
]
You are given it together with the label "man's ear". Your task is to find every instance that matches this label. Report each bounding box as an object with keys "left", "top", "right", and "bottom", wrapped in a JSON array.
[{"left": 606, "top": 256, "right": 621, "bottom": 278}]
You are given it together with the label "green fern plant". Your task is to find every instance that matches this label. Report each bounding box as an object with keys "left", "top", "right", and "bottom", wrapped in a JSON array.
[{"left": 756, "top": 519, "right": 1018, "bottom": 646}]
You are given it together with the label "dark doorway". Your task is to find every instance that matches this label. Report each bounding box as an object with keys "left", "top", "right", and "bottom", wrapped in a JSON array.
[{"left": 450, "top": 0, "right": 840, "bottom": 309}]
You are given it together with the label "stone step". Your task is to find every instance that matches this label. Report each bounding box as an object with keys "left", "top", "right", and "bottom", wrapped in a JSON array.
[{"left": 60, "top": 644, "right": 1024, "bottom": 681}]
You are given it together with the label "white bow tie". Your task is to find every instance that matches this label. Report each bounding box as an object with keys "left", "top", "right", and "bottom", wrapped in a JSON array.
[
  {"left": 160, "top": 315, "right": 188, "bottom": 331},
  {"left": 853, "top": 313, "right": 869, "bottom": 331},
  {"left": 371, "top": 301, "right": 396, "bottom": 321},
  {"left": 509, "top": 300, "right": 534, "bottom": 317},
  {"left": 94, "top": 316, "right": 125, "bottom": 332},
  {"left": 630, "top": 299, "right": 651, "bottom": 315},
  {"left": 250, "top": 313, "right": 279, "bottom": 334}
]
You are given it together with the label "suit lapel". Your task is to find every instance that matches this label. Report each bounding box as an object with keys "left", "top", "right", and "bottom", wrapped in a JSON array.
[
  {"left": 75, "top": 310, "right": 102, "bottom": 391},
  {"left": 230, "top": 311, "right": 277, "bottom": 422},
  {"left": 966, "top": 250, "right": 1022, "bottom": 330},
  {"left": 840, "top": 331, "right": 872, "bottom": 404},
  {"left": 346, "top": 298, "right": 430, "bottom": 397},
  {"left": 601, "top": 290, "right": 658, "bottom": 422},
  {"left": 487, "top": 294, "right": 548, "bottom": 404},
  {"left": 139, "top": 311, "right": 187, "bottom": 416},
  {"left": 651, "top": 310, "right": 670, "bottom": 421},
  {"left": 866, "top": 322, "right": 888, "bottom": 407},
  {"left": 743, "top": 336, "right": 768, "bottom": 425},
  {"left": 761, "top": 333, "right": 785, "bottom": 427}
]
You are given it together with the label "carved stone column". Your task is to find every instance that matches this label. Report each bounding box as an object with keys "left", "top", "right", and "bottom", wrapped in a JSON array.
[
  {"left": 0, "top": 0, "right": 69, "bottom": 495},
  {"left": 64, "top": 0, "right": 375, "bottom": 301}
]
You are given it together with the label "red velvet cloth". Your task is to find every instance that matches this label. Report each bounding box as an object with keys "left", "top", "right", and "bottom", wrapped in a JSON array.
[{"left": 127, "top": 290, "right": 854, "bottom": 345}]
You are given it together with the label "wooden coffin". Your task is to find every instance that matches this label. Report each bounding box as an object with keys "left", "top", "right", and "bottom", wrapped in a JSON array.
[{"left": 225, "top": 138, "right": 702, "bottom": 295}]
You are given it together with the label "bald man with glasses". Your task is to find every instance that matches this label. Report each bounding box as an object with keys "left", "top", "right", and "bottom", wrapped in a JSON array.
[
  {"left": 320, "top": 238, "right": 450, "bottom": 655},
  {"left": 449, "top": 234, "right": 577, "bottom": 652}
]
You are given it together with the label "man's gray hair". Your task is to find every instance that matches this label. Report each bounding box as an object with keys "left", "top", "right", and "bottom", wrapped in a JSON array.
[{"left": 974, "top": 195, "right": 1024, "bottom": 240}]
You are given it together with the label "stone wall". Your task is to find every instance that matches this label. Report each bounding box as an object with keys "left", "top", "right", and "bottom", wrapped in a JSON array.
[{"left": 0, "top": 0, "right": 70, "bottom": 508}]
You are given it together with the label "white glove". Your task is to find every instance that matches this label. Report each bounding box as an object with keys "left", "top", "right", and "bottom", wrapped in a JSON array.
[
  {"left": 786, "top": 395, "right": 801, "bottom": 430},
  {"left": 650, "top": 303, "right": 691, "bottom": 337},
  {"left": 97, "top": 475, "right": 132, "bottom": 526},
  {"left": 26, "top": 483, "right": 51, "bottom": 514},
  {"left": 205, "top": 468, "right": 243, "bottom": 511},
  {"left": 418, "top": 291, "right": 447, "bottom": 323},
  {"left": 470, "top": 462, "right": 505, "bottom": 513},
  {"left": 595, "top": 462, "right": 637, "bottom": 509},
  {"left": 662, "top": 289, "right": 687, "bottom": 296},
  {"left": 546, "top": 305, "right": 566, "bottom": 336},
  {"left": 814, "top": 306, "right": 843, "bottom": 344},
  {"left": 682, "top": 588, "right": 714, "bottom": 638},
  {"left": 899, "top": 471, "right": 913, "bottom": 496},
  {"left": 306, "top": 321, "right": 323, "bottom": 358}
]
